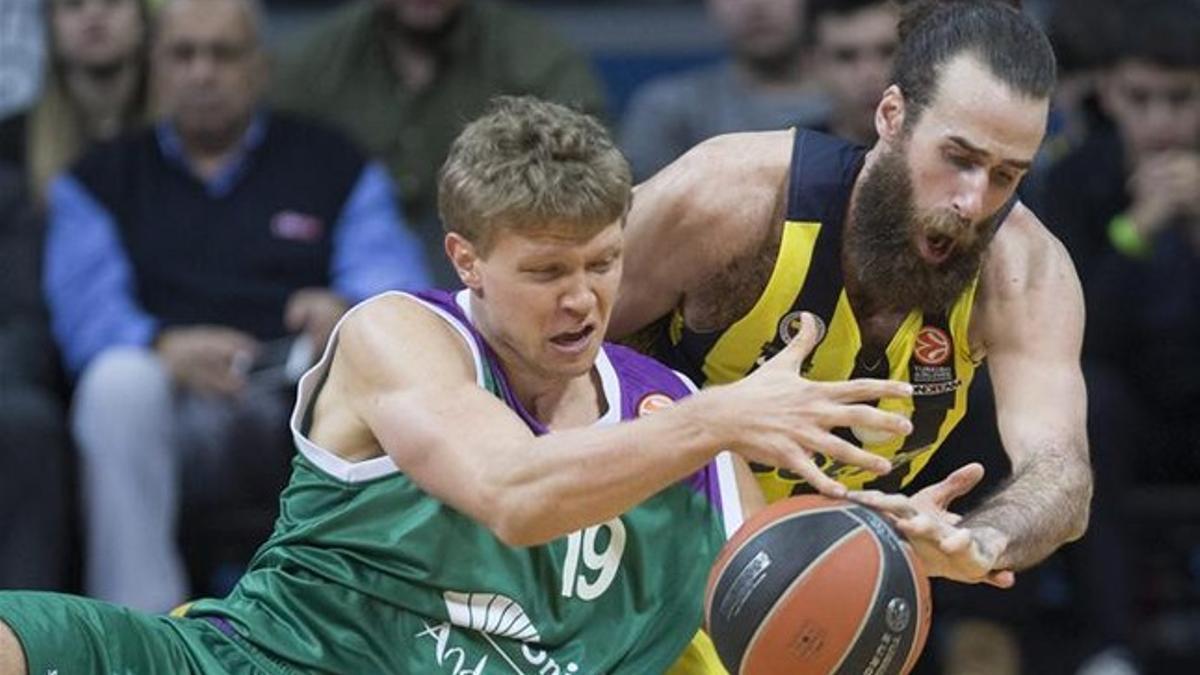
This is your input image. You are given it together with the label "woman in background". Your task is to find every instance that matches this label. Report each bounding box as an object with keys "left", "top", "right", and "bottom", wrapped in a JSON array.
[
  {"left": 0, "top": 0, "right": 153, "bottom": 202},
  {"left": 0, "top": 0, "right": 152, "bottom": 593}
]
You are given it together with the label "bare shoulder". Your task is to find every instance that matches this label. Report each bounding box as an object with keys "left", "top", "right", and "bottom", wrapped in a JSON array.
[
  {"left": 613, "top": 129, "right": 796, "bottom": 335},
  {"left": 335, "top": 293, "right": 477, "bottom": 389},
  {"left": 628, "top": 129, "right": 794, "bottom": 264},
  {"left": 974, "top": 203, "right": 1085, "bottom": 353},
  {"left": 981, "top": 203, "right": 1081, "bottom": 301}
]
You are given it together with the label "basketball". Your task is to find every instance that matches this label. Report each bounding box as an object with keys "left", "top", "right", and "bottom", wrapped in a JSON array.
[{"left": 704, "top": 495, "right": 932, "bottom": 675}]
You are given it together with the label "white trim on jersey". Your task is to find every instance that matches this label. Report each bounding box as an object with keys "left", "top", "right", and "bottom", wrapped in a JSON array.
[
  {"left": 714, "top": 452, "right": 745, "bottom": 539},
  {"left": 289, "top": 292, "right": 412, "bottom": 482},
  {"left": 672, "top": 370, "right": 745, "bottom": 539},
  {"left": 290, "top": 290, "right": 623, "bottom": 483},
  {"left": 455, "top": 289, "right": 623, "bottom": 428}
]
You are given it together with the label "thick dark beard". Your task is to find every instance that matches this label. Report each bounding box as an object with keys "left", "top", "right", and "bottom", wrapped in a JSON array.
[{"left": 845, "top": 146, "right": 1001, "bottom": 313}]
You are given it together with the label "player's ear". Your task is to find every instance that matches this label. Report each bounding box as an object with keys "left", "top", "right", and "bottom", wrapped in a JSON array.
[
  {"left": 445, "top": 232, "right": 483, "bottom": 290},
  {"left": 876, "top": 84, "right": 906, "bottom": 144}
]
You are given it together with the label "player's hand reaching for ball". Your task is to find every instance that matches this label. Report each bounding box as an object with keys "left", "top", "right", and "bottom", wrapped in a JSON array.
[
  {"left": 705, "top": 312, "right": 913, "bottom": 498},
  {"left": 847, "top": 462, "right": 1016, "bottom": 588}
]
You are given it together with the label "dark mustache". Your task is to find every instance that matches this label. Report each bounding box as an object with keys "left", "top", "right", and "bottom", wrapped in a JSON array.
[{"left": 920, "top": 211, "right": 973, "bottom": 239}]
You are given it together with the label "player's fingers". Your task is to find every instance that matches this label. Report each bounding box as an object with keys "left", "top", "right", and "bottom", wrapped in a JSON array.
[
  {"left": 937, "top": 527, "right": 973, "bottom": 555},
  {"left": 809, "top": 434, "right": 892, "bottom": 475},
  {"left": 902, "top": 513, "right": 963, "bottom": 545},
  {"left": 822, "top": 378, "right": 914, "bottom": 403},
  {"left": 825, "top": 403, "right": 912, "bottom": 438},
  {"left": 769, "top": 312, "right": 820, "bottom": 371},
  {"left": 845, "top": 490, "right": 916, "bottom": 518},
  {"left": 781, "top": 452, "right": 846, "bottom": 498},
  {"left": 984, "top": 570, "right": 1016, "bottom": 589},
  {"left": 923, "top": 463, "right": 985, "bottom": 505},
  {"left": 893, "top": 515, "right": 937, "bottom": 541}
]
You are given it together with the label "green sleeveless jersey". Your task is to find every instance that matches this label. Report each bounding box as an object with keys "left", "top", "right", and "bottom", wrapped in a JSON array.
[{"left": 186, "top": 290, "right": 743, "bottom": 674}]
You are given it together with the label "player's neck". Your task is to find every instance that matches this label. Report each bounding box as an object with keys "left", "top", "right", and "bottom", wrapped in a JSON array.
[
  {"left": 470, "top": 300, "right": 607, "bottom": 430},
  {"left": 506, "top": 365, "right": 606, "bottom": 432}
]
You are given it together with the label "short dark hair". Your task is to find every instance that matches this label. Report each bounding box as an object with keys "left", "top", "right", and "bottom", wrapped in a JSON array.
[
  {"left": 892, "top": 0, "right": 1056, "bottom": 125},
  {"left": 803, "top": 0, "right": 894, "bottom": 45},
  {"left": 1113, "top": 0, "right": 1200, "bottom": 70}
]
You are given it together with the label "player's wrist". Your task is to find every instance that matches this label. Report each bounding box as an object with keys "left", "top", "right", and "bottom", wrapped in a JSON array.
[
  {"left": 676, "top": 386, "right": 739, "bottom": 454},
  {"left": 968, "top": 524, "right": 1010, "bottom": 569}
]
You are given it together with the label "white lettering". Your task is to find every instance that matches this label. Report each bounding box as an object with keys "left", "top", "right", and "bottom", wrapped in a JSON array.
[
  {"left": 521, "top": 644, "right": 547, "bottom": 665},
  {"left": 415, "top": 621, "right": 490, "bottom": 674},
  {"left": 561, "top": 518, "right": 626, "bottom": 601}
]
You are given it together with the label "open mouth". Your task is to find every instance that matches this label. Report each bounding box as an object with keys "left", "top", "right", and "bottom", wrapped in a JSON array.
[
  {"left": 917, "top": 233, "right": 957, "bottom": 265},
  {"left": 549, "top": 325, "right": 596, "bottom": 353}
]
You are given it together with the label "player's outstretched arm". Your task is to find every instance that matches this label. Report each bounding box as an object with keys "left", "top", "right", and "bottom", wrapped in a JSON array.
[
  {"left": 849, "top": 207, "right": 1092, "bottom": 585},
  {"left": 963, "top": 208, "right": 1092, "bottom": 568},
  {"left": 337, "top": 299, "right": 911, "bottom": 547}
]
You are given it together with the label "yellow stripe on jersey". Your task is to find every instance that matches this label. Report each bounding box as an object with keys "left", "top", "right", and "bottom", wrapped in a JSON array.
[
  {"left": 668, "top": 216, "right": 979, "bottom": 496},
  {"left": 700, "top": 221, "right": 820, "bottom": 384}
]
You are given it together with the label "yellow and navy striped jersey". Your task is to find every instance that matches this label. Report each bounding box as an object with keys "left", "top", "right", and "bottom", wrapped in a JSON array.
[{"left": 653, "top": 129, "right": 1002, "bottom": 498}]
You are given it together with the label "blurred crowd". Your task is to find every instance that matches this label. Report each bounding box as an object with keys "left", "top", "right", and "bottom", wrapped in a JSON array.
[{"left": 0, "top": 0, "right": 1196, "bottom": 673}]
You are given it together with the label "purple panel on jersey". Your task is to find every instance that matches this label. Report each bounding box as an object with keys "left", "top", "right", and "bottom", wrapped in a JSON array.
[
  {"left": 411, "top": 289, "right": 544, "bottom": 431},
  {"left": 412, "top": 289, "right": 726, "bottom": 514},
  {"left": 603, "top": 343, "right": 726, "bottom": 511}
]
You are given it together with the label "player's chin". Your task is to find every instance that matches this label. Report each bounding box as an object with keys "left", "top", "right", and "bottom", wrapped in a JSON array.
[{"left": 542, "top": 343, "right": 601, "bottom": 377}]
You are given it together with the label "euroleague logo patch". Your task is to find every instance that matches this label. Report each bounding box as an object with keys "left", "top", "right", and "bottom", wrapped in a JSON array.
[
  {"left": 778, "top": 311, "right": 828, "bottom": 346},
  {"left": 913, "top": 326, "right": 952, "bottom": 366},
  {"left": 637, "top": 393, "right": 674, "bottom": 417}
]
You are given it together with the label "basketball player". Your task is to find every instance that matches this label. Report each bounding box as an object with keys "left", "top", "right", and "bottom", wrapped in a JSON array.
[
  {"left": 613, "top": 0, "right": 1092, "bottom": 596},
  {"left": 0, "top": 97, "right": 914, "bottom": 674}
]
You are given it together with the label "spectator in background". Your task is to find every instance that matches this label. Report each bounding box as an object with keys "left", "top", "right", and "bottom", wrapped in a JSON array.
[
  {"left": 0, "top": 0, "right": 151, "bottom": 596},
  {"left": 1021, "top": 0, "right": 1123, "bottom": 208},
  {"left": 804, "top": 0, "right": 898, "bottom": 146},
  {"left": 1040, "top": 0, "right": 1120, "bottom": 161},
  {"left": 44, "top": 0, "right": 431, "bottom": 612},
  {"left": 270, "top": 0, "right": 606, "bottom": 285},
  {"left": 0, "top": 0, "right": 44, "bottom": 118},
  {"left": 1062, "top": 0, "right": 1200, "bottom": 476},
  {"left": 1041, "top": 0, "right": 1200, "bottom": 284},
  {"left": 0, "top": 164, "right": 70, "bottom": 592},
  {"left": 619, "top": 0, "right": 829, "bottom": 181},
  {"left": 1039, "top": 1, "right": 1200, "bottom": 669},
  {"left": 0, "top": 0, "right": 153, "bottom": 202}
]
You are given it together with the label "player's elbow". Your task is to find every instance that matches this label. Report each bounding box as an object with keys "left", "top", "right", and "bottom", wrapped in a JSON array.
[
  {"left": 479, "top": 488, "right": 557, "bottom": 548},
  {"left": 489, "top": 509, "right": 555, "bottom": 549},
  {"left": 491, "top": 522, "right": 545, "bottom": 549}
]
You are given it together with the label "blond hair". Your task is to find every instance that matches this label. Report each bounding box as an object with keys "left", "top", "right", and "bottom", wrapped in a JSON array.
[
  {"left": 438, "top": 96, "right": 631, "bottom": 255},
  {"left": 26, "top": 0, "right": 154, "bottom": 204}
]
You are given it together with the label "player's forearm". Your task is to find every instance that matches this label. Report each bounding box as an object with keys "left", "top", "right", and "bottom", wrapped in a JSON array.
[
  {"left": 488, "top": 391, "right": 734, "bottom": 547},
  {"left": 962, "top": 438, "right": 1092, "bottom": 570}
]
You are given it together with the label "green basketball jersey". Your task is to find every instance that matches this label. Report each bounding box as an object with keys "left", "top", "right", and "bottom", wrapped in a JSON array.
[{"left": 185, "top": 290, "right": 743, "bottom": 674}]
